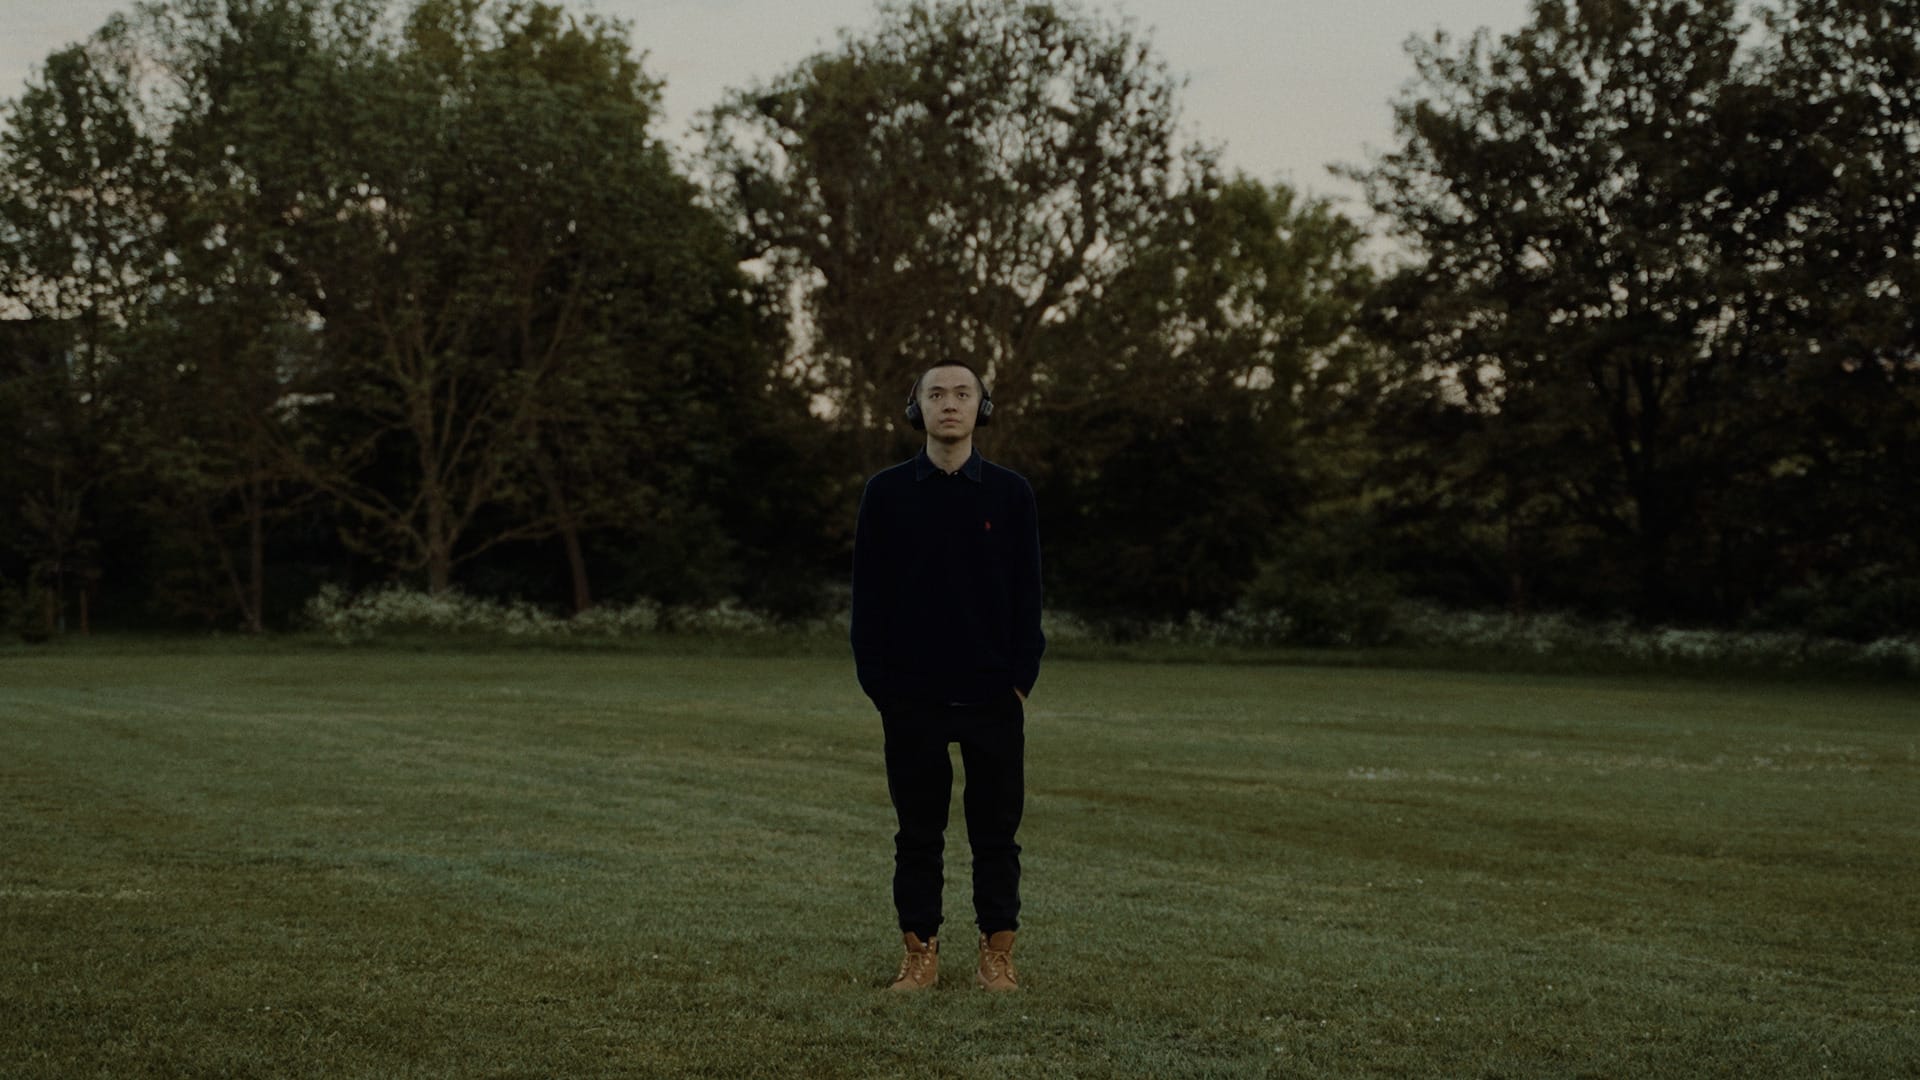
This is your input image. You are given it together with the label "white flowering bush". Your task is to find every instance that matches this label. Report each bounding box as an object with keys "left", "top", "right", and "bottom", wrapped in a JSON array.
[
  {"left": 1392, "top": 601, "right": 1920, "bottom": 676},
  {"left": 660, "top": 597, "right": 781, "bottom": 636},
  {"left": 305, "top": 584, "right": 559, "bottom": 642},
  {"left": 306, "top": 585, "right": 697, "bottom": 643},
  {"left": 564, "top": 600, "right": 662, "bottom": 636},
  {"left": 1142, "top": 608, "right": 1296, "bottom": 648},
  {"left": 1859, "top": 637, "right": 1920, "bottom": 674},
  {"left": 298, "top": 583, "right": 1918, "bottom": 675},
  {"left": 1048, "top": 600, "right": 1917, "bottom": 674},
  {"left": 1040, "top": 609, "right": 1101, "bottom": 646}
]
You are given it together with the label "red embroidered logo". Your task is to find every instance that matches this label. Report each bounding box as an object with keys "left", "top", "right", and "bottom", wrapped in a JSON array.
[{"left": 984, "top": 519, "right": 993, "bottom": 531}]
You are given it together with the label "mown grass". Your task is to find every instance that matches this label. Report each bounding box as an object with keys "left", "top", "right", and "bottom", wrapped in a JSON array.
[{"left": 2, "top": 644, "right": 1916, "bottom": 1077}]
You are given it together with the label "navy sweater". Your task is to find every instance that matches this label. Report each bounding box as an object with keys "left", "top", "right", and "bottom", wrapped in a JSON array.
[{"left": 851, "top": 448, "right": 1045, "bottom": 706}]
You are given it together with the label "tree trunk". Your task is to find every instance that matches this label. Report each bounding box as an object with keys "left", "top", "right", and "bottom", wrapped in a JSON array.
[
  {"left": 532, "top": 451, "right": 592, "bottom": 614},
  {"left": 561, "top": 521, "right": 592, "bottom": 615},
  {"left": 246, "top": 480, "right": 266, "bottom": 634},
  {"left": 1635, "top": 492, "right": 1679, "bottom": 621},
  {"left": 425, "top": 482, "right": 453, "bottom": 594},
  {"left": 1504, "top": 497, "right": 1528, "bottom": 615}
]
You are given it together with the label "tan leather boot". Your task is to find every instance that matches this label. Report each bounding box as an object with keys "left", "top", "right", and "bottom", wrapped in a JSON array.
[
  {"left": 888, "top": 932, "right": 939, "bottom": 992},
  {"left": 975, "top": 930, "right": 1019, "bottom": 992}
]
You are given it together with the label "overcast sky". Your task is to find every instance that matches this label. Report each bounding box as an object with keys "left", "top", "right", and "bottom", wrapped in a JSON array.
[{"left": 1, "top": 0, "right": 1534, "bottom": 211}]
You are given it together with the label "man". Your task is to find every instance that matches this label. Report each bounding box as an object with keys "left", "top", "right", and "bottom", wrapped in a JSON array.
[{"left": 851, "top": 361, "right": 1045, "bottom": 993}]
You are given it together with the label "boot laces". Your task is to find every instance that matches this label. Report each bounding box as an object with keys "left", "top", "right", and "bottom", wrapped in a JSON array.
[
  {"left": 980, "top": 945, "right": 1016, "bottom": 984},
  {"left": 896, "top": 946, "right": 935, "bottom": 983}
]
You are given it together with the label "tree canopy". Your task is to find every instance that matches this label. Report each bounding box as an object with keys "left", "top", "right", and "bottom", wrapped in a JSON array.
[
  {"left": 1355, "top": 0, "right": 1919, "bottom": 626},
  {"left": 705, "top": 0, "right": 1375, "bottom": 618},
  {"left": 1, "top": 0, "right": 793, "bottom": 627},
  {"left": 2, "top": 0, "right": 1914, "bottom": 641}
]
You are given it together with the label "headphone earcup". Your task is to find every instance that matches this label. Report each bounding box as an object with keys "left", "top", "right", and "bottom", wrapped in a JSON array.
[
  {"left": 976, "top": 395, "right": 993, "bottom": 427},
  {"left": 905, "top": 399, "right": 925, "bottom": 431}
]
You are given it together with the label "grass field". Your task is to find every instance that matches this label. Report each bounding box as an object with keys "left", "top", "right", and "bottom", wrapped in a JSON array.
[{"left": 2, "top": 643, "right": 1916, "bottom": 1078}]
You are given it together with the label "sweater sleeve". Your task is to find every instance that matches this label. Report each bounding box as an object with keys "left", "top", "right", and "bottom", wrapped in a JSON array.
[
  {"left": 850, "top": 476, "right": 888, "bottom": 702},
  {"left": 1011, "top": 477, "right": 1046, "bottom": 696}
]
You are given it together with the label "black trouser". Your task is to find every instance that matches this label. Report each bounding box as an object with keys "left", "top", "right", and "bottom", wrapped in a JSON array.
[{"left": 879, "top": 691, "right": 1025, "bottom": 940}]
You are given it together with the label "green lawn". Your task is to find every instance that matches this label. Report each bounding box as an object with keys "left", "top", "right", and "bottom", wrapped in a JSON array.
[{"left": 2, "top": 645, "right": 1915, "bottom": 1077}]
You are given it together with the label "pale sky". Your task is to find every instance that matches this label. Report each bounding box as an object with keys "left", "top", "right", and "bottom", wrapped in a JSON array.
[{"left": 1, "top": 0, "right": 1535, "bottom": 211}]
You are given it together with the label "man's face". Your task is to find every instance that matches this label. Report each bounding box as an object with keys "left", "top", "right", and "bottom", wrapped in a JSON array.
[{"left": 918, "top": 366, "right": 981, "bottom": 443}]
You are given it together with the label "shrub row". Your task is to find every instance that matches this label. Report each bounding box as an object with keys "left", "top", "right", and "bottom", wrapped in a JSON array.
[{"left": 297, "top": 586, "right": 1920, "bottom": 677}]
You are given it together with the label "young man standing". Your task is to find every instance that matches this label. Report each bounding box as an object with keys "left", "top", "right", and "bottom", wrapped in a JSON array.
[{"left": 851, "top": 361, "right": 1045, "bottom": 993}]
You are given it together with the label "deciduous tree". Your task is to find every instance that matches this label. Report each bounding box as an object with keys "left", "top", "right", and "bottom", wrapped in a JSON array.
[
  {"left": 0, "top": 25, "right": 169, "bottom": 632},
  {"left": 1359, "top": 0, "right": 1799, "bottom": 618},
  {"left": 704, "top": 0, "right": 1207, "bottom": 469}
]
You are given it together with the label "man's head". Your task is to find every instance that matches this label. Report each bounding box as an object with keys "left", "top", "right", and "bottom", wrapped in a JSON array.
[{"left": 906, "top": 362, "right": 993, "bottom": 441}]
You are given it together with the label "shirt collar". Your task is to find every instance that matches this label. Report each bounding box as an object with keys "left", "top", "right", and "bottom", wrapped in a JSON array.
[{"left": 914, "top": 447, "right": 984, "bottom": 482}]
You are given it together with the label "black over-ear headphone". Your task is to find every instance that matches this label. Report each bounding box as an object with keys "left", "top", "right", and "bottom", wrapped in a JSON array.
[{"left": 905, "top": 364, "right": 993, "bottom": 431}]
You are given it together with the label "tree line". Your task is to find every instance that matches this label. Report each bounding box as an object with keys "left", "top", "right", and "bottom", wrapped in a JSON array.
[{"left": 2, "top": 0, "right": 1914, "bottom": 641}]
